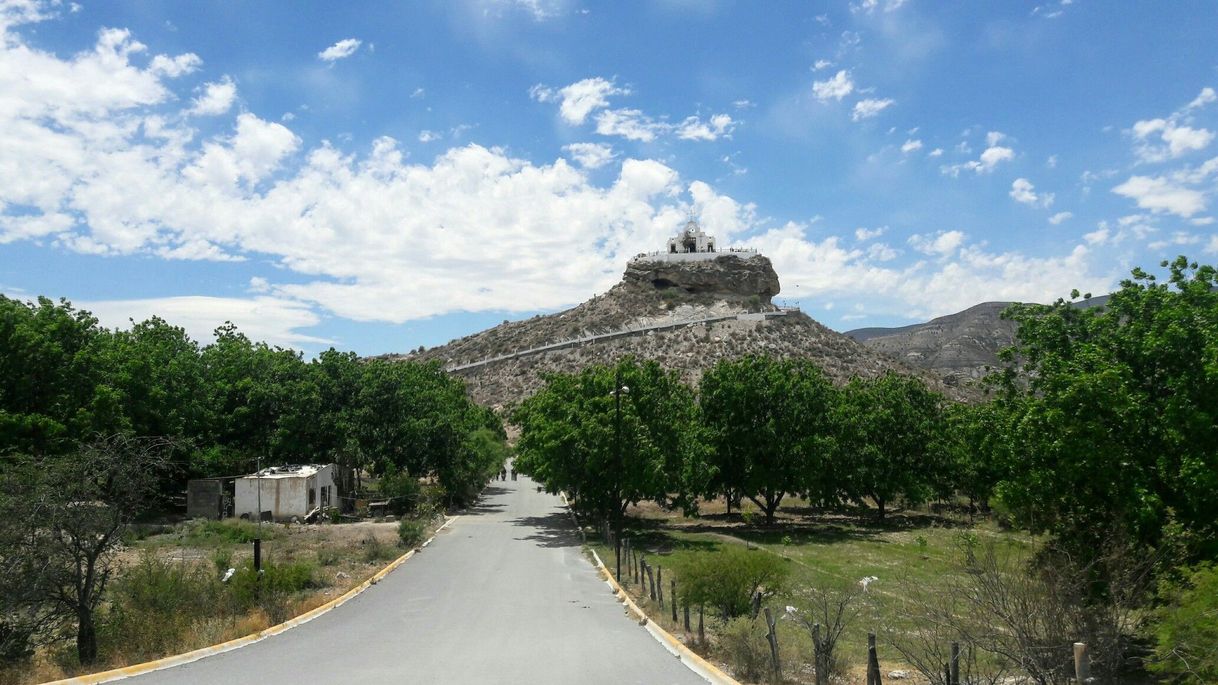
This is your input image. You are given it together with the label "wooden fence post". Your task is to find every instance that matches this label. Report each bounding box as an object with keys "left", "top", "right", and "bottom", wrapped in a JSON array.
[
  {"left": 684, "top": 602, "right": 691, "bottom": 632},
  {"left": 751, "top": 589, "right": 762, "bottom": 619},
  {"left": 670, "top": 578, "right": 678, "bottom": 622},
  {"left": 698, "top": 605, "right": 705, "bottom": 644},
  {"left": 657, "top": 566, "right": 664, "bottom": 608},
  {"left": 647, "top": 563, "right": 657, "bottom": 601},
  {"left": 950, "top": 641, "right": 960, "bottom": 685},
  {"left": 764, "top": 607, "right": 781, "bottom": 683},
  {"left": 866, "top": 632, "right": 883, "bottom": 685},
  {"left": 813, "top": 623, "right": 826, "bottom": 685},
  {"left": 1073, "top": 642, "right": 1090, "bottom": 683}
]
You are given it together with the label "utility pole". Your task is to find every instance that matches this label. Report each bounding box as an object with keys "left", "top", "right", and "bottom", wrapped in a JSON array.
[
  {"left": 612, "top": 367, "right": 629, "bottom": 584},
  {"left": 254, "top": 452, "right": 262, "bottom": 573}
]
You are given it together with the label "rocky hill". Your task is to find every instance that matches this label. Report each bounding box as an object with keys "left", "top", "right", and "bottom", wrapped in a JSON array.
[
  {"left": 846, "top": 296, "right": 1110, "bottom": 385},
  {"left": 383, "top": 253, "right": 973, "bottom": 409}
]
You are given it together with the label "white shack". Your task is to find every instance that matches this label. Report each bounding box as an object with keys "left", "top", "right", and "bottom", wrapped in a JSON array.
[{"left": 234, "top": 464, "right": 336, "bottom": 521}]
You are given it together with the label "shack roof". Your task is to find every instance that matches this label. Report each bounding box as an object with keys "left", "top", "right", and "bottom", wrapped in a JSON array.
[{"left": 239, "top": 464, "right": 328, "bottom": 480}]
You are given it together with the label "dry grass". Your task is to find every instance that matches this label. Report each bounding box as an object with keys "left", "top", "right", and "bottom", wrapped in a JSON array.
[{"left": 2, "top": 516, "right": 441, "bottom": 685}]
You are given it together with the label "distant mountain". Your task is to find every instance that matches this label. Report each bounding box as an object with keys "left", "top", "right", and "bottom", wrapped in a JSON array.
[
  {"left": 380, "top": 253, "right": 974, "bottom": 408},
  {"left": 846, "top": 295, "right": 1110, "bottom": 386}
]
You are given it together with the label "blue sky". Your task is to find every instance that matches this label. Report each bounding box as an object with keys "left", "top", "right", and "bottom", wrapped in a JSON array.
[{"left": 1, "top": 0, "right": 1216, "bottom": 354}]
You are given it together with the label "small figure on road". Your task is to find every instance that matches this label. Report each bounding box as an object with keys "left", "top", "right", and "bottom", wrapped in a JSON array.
[
  {"left": 500, "top": 467, "right": 507, "bottom": 481},
  {"left": 509, "top": 468, "right": 516, "bottom": 481}
]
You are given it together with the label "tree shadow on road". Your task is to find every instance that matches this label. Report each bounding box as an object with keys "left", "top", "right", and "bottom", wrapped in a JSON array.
[{"left": 509, "top": 509, "right": 582, "bottom": 549}]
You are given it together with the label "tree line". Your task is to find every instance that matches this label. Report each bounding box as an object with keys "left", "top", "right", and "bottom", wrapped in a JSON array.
[
  {"left": 515, "top": 259, "right": 1217, "bottom": 570},
  {"left": 0, "top": 296, "right": 507, "bottom": 506}
]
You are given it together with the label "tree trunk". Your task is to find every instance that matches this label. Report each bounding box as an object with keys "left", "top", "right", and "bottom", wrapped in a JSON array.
[
  {"left": 876, "top": 496, "right": 886, "bottom": 521},
  {"left": 77, "top": 605, "right": 97, "bottom": 665}
]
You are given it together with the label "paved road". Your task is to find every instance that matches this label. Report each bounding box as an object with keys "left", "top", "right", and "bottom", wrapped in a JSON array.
[{"left": 126, "top": 475, "right": 706, "bottom": 684}]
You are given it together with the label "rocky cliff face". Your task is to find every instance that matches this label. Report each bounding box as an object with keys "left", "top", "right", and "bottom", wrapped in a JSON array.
[
  {"left": 622, "top": 253, "right": 781, "bottom": 303},
  {"left": 382, "top": 254, "right": 974, "bottom": 408}
]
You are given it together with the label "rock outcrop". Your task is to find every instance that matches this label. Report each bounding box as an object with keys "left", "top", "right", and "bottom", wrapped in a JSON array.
[
  {"left": 622, "top": 253, "right": 781, "bottom": 303},
  {"left": 381, "top": 254, "right": 976, "bottom": 408}
]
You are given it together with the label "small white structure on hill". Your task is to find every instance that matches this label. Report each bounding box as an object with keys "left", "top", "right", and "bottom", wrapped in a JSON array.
[
  {"left": 235, "top": 464, "right": 336, "bottom": 521},
  {"left": 668, "top": 216, "right": 716, "bottom": 255},
  {"left": 632, "top": 216, "right": 757, "bottom": 264}
]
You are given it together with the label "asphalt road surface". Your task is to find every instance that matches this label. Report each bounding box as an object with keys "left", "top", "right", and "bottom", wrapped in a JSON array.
[{"left": 125, "top": 475, "right": 707, "bottom": 684}]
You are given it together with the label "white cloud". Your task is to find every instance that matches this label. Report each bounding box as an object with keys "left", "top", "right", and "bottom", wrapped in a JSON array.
[
  {"left": 1010, "top": 177, "right": 1054, "bottom": 208},
  {"left": 1112, "top": 175, "right": 1206, "bottom": 218},
  {"left": 562, "top": 142, "right": 616, "bottom": 169},
  {"left": 418, "top": 130, "right": 441, "bottom": 143},
  {"left": 1046, "top": 154, "right": 1058, "bottom": 168},
  {"left": 411, "top": 87, "right": 425, "bottom": 99},
  {"left": 855, "top": 226, "right": 886, "bottom": 241},
  {"left": 188, "top": 76, "right": 236, "bottom": 116},
  {"left": 1083, "top": 227, "right": 1110, "bottom": 245},
  {"left": 1186, "top": 86, "right": 1217, "bottom": 112},
  {"left": 1048, "top": 211, "right": 1073, "bottom": 225},
  {"left": 866, "top": 242, "right": 898, "bottom": 261},
  {"left": 813, "top": 70, "right": 854, "bottom": 102},
  {"left": 1191, "top": 216, "right": 1215, "bottom": 226},
  {"left": 942, "top": 134, "right": 1015, "bottom": 176},
  {"left": 594, "top": 108, "right": 666, "bottom": 142},
  {"left": 850, "top": 0, "right": 907, "bottom": 14},
  {"left": 900, "top": 139, "right": 922, "bottom": 153},
  {"left": 675, "top": 113, "right": 735, "bottom": 141},
  {"left": 1131, "top": 118, "right": 1214, "bottom": 162},
  {"left": 813, "top": 59, "right": 834, "bottom": 71},
  {"left": 149, "top": 53, "right": 201, "bottom": 78},
  {"left": 909, "top": 230, "right": 965, "bottom": 257},
  {"left": 732, "top": 99, "right": 754, "bottom": 109},
  {"left": 851, "top": 98, "right": 894, "bottom": 121},
  {"left": 928, "top": 148, "right": 943, "bottom": 157},
  {"left": 318, "top": 38, "right": 362, "bottom": 62},
  {"left": 1207, "top": 235, "right": 1218, "bottom": 254},
  {"left": 81, "top": 295, "right": 332, "bottom": 348},
  {"left": 531, "top": 77, "right": 627, "bottom": 125}
]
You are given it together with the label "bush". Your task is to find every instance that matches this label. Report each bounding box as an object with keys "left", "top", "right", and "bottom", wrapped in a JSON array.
[
  {"left": 227, "top": 559, "right": 317, "bottom": 612},
  {"left": 0, "top": 619, "right": 34, "bottom": 665},
  {"left": 676, "top": 546, "right": 790, "bottom": 619},
  {"left": 1150, "top": 563, "right": 1218, "bottom": 682},
  {"left": 187, "top": 518, "right": 273, "bottom": 545},
  {"left": 398, "top": 519, "right": 427, "bottom": 548},
  {"left": 377, "top": 469, "right": 421, "bottom": 516},
  {"left": 360, "top": 535, "right": 399, "bottom": 564},
  {"left": 101, "top": 554, "right": 224, "bottom": 661},
  {"left": 719, "top": 616, "right": 773, "bottom": 682}
]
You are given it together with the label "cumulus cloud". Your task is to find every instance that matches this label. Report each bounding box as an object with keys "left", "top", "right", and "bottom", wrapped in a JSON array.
[
  {"left": 80, "top": 295, "right": 332, "bottom": 348},
  {"left": 1010, "top": 177, "right": 1054, "bottom": 208},
  {"left": 942, "top": 132, "right": 1015, "bottom": 175},
  {"left": 813, "top": 59, "right": 834, "bottom": 71},
  {"left": 562, "top": 142, "right": 616, "bottom": 169},
  {"left": 909, "top": 230, "right": 965, "bottom": 257},
  {"left": 188, "top": 76, "right": 236, "bottom": 116},
  {"left": 813, "top": 70, "right": 854, "bottom": 102},
  {"left": 318, "top": 38, "right": 361, "bottom": 62},
  {"left": 855, "top": 226, "right": 886, "bottom": 241},
  {"left": 1112, "top": 175, "right": 1207, "bottom": 217},
  {"left": 851, "top": 98, "right": 894, "bottom": 121},
  {"left": 594, "top": 108, "right": 666, "bottom": 142},
  {"left": 418, "top": 130, "right": 441, "bottom": 143},
  {"left": 675, "top": 113, "right": 735, "bottom": 141},
  {"left": 1048, "top": 211, "right": 1073, "bottom": 225},
  {"left": 531, "top": 77, "right": 627, "bottom": 125},
  {"left": 900, "top": 139, "right": 922, "bottom": 153},
  {"left": 1129, "top": 87, "right": 1218, "bottom": 163}
]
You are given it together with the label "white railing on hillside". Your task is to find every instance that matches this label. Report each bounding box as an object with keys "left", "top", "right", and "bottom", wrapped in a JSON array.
[{"left": 444, "top": 308, "right": 791, "bottom": 373}]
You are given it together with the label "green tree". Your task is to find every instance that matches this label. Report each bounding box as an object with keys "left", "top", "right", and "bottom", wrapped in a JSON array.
[
  {"left": 837, "top": 372, "right": 945, "bottom": 521},
  {"left": 513, "top": 358, "right": 703, "bottom": 522},
  {"left": 997, "top": 257, "right": 1218, "bottom": 558},
  {"left": 700, "top": 356, "right": 838, "bottom": 524}
]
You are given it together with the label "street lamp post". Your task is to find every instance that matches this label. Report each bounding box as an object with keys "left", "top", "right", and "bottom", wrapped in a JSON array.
[{"left": 611, "top": 369, "right": 629, "bottom": 583}]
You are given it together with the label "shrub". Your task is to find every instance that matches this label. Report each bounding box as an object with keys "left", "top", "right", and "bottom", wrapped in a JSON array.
[
  {"left": 718, "top": 616, "right": 773, "bottom": 683},
  {"left": 227, "top": 559, "right": 317, "bottom": 612},
  {"left": 0, "top": 619, "right": 34, "bottom": 665},
  {"left": 360, "top": 535, "right": 399, "bottom": 564},
  {"left": 211, "top": 547, "right": 233, "bottom": 574},
  {"left": 676, "top": 546, "right": 790, "bottom": 619},
  {"left": 101, "top": 554, "right": 224, "bottom": 661},
  {"left": 398, "top": 519, "right": 427, "bottom": 548},
  {"left": 377, "top": 469, "right": 421, "bottom": 516},
  {"left": 1150, "top": 563, "right": 1218, "bottom": 682},
  {"left": 187, "top": 518, "right": 273, "bottom": 545}
]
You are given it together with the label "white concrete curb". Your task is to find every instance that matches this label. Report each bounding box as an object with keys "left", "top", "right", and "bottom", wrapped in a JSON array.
[{"left": 44, "top": 515, "right": 459, "bottom": 685}]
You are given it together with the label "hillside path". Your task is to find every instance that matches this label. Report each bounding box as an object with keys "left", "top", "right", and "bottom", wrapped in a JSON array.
[{"left": 124, "top": 476, "right": 706, "bottom": 684}]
